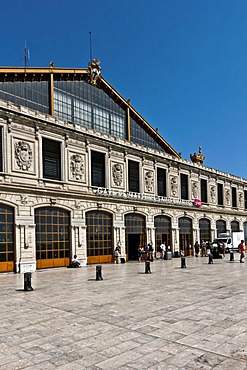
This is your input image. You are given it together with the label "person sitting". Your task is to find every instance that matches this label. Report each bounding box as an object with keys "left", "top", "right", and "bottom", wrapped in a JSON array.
[{"left": 71, "top": 255, "right": 81, "bottom": 268}]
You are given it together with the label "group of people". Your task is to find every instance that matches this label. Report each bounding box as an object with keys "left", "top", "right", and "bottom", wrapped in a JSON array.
[
  {"left": 138, "top": 242, "right": 154, "bottom": 262},
  {"left": 194, "top": 239, "right": 246, "bottom": 263},
  {"left": 194, "top": 240, "right": 212, "bottom": 257}
]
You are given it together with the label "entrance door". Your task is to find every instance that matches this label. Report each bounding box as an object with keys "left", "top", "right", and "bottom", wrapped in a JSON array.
[
  {"left": 179, "top": 234, "right": 192, "bottom": 256},
  {"left": 179, "top": 217, "right": 193, "bottom": 256},
  {"left": 128, "top": 234, "right": 140, "bottom": 260},
  {"left": 0, "top": 205, "right": 15, "bottom": 273},
  {"left": 125, "top": 213, "right": 146, "bottom": 261}
]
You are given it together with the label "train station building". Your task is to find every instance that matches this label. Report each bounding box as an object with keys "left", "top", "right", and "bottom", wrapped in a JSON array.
[{"left": 0, "top": 59, "right": 246, "bottom": 273}]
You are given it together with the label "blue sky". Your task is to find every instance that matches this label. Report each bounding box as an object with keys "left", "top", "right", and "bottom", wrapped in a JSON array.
[{"left": 1, "top": 0, "right": 247, "bottom": 178}]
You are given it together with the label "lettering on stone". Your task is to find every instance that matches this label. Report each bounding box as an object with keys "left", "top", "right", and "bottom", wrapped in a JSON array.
[
  {"left": 14, "top": 141, "right": 32, "bottom": 171},
  {"left": 94, "top": 187, "right": 193, "bottom": 207}
]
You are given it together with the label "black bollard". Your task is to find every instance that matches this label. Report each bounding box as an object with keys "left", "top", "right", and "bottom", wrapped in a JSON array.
[
  {"left": 96, "top": 265, "right": 103, "bottom": 280},
  {"left": 230, "top": 251, "right": 234, "bottom": 261},
  {"left": 208, "top": 254, "right": 213, "bottom": 264},
  {"left": 145, "top": 260, "right": 151, "bottom": 273},
  {"left": 24, "top": 272, "right": 33, "bottom": 291},
  {"left": 181, "top": 256, "right": 186, "bottom": 268}
]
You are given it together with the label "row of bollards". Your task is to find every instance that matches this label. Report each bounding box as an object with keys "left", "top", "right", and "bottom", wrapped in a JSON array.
[{"left": 22, "top": 250, "right": 237, "bottom": 291}]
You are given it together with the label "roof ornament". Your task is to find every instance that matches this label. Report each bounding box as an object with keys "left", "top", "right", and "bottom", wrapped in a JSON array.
[
  {"left": 88, "top": 58, "right": 101, "bottom": 85},
  {"left": 190, "top": 146, "right": 205, "bottom": 165}
]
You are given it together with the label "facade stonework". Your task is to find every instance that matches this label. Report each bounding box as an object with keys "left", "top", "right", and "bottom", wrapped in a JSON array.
[{"left": 0, "top": 66, "right": 247, "bottom": 273}]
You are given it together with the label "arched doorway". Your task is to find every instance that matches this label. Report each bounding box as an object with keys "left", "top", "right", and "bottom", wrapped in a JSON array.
[
  {"left": 216, "top": 220, "right": 226, "bottom": 236},
  {"left": 199, "top": 218, "right": 211, "bottom": 243},
  {"left": 0, "top": 204, "right": 14, "bottom": 273},
  {"left": 86, "top": 210, "right": 113, "bottom": 264},
  {"left": 231, "top": 221, "right": 239, "bottom": 232},
  {"left": 154, "top": 215, "right": 172, "bottom": 252},
  {"left": 125, "top": 213, "right": 146, "bottom": 260},
  {"left": 35, "top": 207, "right": 70, "bottom": 269},
  {"left": 179, "top": 217, "right": 193, "bottom": 256}
]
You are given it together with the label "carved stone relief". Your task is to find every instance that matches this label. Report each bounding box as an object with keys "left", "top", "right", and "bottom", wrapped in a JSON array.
[
  {"left": 14, "top": 140, "right": 33, "bottom": 171},
  {"left": 170, "top": 176, "right": 178, "bottom": 197},
  {"left": 225, "top": 189, "right": 230, "bottom": 205},
  {"left": 210, "top": 185, "right": 216, "bottom": 203},
  {"left": 239, "top": 192, "right": 243, "bottom": 208},
  {"left": 112, "top": 163, "right": 123, "bottom": 186},
  {"left": 191, "top": 181, "right": 198, "bottom": 199},
  {"left": 145, "top": 170, "right": 154, "bottom": 192},
  {"left": 70, "top": 154, "right": 85, "bottom": 181}
]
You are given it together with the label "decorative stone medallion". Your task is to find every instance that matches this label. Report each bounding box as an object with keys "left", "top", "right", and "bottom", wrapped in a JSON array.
[{"left": 14, "top": 141, "right": 32, "bottom": 171}]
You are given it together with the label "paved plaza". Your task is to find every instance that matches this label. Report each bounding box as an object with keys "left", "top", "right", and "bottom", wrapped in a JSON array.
[{"left": 1, "top": 255, "right": 247, "bottom": 369}]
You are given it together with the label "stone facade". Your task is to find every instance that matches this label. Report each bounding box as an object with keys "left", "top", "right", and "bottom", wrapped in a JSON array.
[{"left": 0, "top": 98, "right": 247, "bottom": 272}]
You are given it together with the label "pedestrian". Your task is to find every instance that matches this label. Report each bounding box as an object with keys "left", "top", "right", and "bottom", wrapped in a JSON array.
[
  {"left": 194, "top": 241, "right": 200, "bottom": 257},
  {"left": 201, "top": 241, "right": 206, "bottom": 256},
  {"left": 222, "top": 241, "right": 226, "bottom": 257},
  {"left": 114, "top": 246, "right": 120, "bottom": 264},
  {"left": 160, "top": 242, "right": 166, "bottom": 260},
  {"left": 138, "top": 245, "right": 142, "bottom": 262},
  {"left": 238, "top": 240, "right": 245, "bottom": 263},
  {"left": 147, "top": 241, "right": 154, "bottom": 261}
]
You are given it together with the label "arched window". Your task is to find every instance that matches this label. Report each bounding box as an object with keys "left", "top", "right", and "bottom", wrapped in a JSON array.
[
  {"left": 199, "top": 218, "right": 211, "bottom": 242},
  {"left": 216, "top": 220, "right": 226, "bottom": 236},
  {"left": 231, "top": 221, "right": 239, "bottom": 232}
]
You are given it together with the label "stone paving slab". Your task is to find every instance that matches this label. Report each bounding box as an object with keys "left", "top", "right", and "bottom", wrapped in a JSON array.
[{"left": 1, "top": 256, "right": 247, "bottom": 369}]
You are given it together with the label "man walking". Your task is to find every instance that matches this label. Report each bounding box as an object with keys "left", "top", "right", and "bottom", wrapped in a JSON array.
[{"left": 238, "top": 240, "right": 245, "bottom": 263}]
